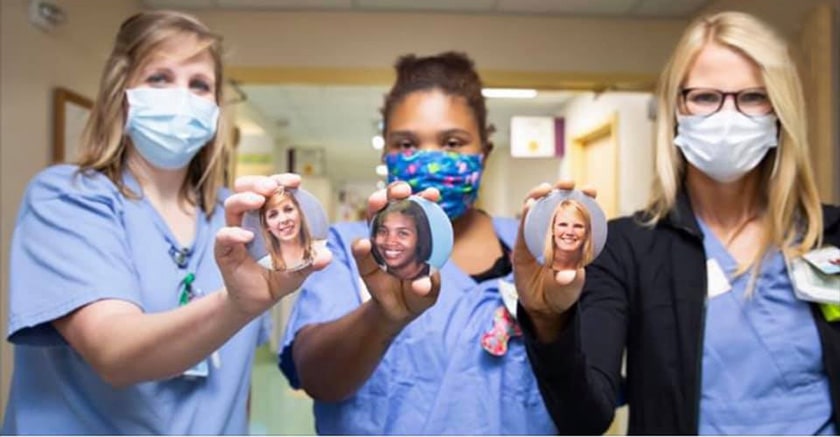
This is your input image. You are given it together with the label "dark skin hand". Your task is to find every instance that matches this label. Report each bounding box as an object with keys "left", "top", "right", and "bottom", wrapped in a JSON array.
[{"left": 351, "top": 181, "right": 442, "bottom": 326}]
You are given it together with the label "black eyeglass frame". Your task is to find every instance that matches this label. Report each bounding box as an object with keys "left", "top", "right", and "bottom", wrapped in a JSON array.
[{"left": 678, "top": 87, "right": 774, "bottom": 117}]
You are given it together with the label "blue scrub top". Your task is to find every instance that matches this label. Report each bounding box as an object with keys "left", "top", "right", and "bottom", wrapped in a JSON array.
[
  {"left": 3, "top": 165, "right": 270, "bottom": 435},
  {"left": 697, "top": 217, "right": 835, "bottom": 435},
  {"left": 279, "top": 217, "right": 556, "bottom": 435}
]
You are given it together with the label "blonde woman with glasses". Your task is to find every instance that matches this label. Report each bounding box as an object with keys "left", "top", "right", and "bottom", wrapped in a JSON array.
[{"left": 515, "top": 11, "right": 840, "bottom": 434}]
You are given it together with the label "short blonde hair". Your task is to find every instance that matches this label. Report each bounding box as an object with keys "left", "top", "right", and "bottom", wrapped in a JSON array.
[
  {"left": 544, "top": 199, "right": 594, "bottom": 269},
  {"left": 646, "top": 11, "right": 823, "bottom": 267},
  {"left": 77, "top": 10, "right": 227, "bottom": 216}
]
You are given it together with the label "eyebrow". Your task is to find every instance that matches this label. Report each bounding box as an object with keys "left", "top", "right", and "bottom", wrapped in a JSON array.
[{"left": 387, "top": 128, "right": 473, "bottom": 138}]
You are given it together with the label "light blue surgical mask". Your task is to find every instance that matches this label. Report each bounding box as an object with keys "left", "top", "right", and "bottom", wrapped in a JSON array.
[{"left": 125, "top": 87, "right": 220, "bottom": 170}]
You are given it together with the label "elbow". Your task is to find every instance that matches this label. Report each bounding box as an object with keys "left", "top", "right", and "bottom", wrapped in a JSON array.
[
  {"left": 88, "top": 352, "right": 149, "bottom": 388},
  {"left": 95, "top": 361, "right": 137, "bottom": 388},
  {"left": 297, "top": 375, "right": 356, "bottom": 403},
  {"left": 100, "top": 371, "right": 135, "bottom": 389}
]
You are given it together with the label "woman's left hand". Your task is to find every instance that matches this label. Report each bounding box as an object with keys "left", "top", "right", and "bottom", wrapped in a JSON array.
[
  {"left": 215, "top": 174, "right": 332, "bottom": 317},
  {"left": 513, "top": 180, "right": 596, "bottom": 335}
]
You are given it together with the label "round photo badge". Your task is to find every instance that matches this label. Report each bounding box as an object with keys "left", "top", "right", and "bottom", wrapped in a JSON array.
[
  {"left": 523, "top": 189, "right": 608, "bottom": 271},
  {"left": 242, "top": 186, "right": 329, "bottom": 272},
  {"left": 369, "top": 196, "right": 454, "bottom": 281}
]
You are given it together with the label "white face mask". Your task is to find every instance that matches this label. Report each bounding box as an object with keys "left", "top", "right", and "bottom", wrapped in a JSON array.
[{"left": 674, "top": 110, "right": 778, "bottom": 183}]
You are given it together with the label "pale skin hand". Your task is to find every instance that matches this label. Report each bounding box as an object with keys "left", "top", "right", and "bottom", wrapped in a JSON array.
[
  {"left": 353, "top": 181, "right": 442, "bottom": 326},
  {"left": 217, "top": 173, "right": 333, "bottom": 316},
  {"left": 513, "top": 180, "right": 597, "bottom": 343},
  {"left": 52, "top": 173, "right": 331, "bottom": 388}
]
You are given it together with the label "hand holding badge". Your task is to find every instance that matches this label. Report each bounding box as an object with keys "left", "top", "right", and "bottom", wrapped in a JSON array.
[
  {"left": 514, "top": 182, "right": 606, "bottom": 321},
  {"left": 352, "top": 181, "right": 448, "bottom": 325}
]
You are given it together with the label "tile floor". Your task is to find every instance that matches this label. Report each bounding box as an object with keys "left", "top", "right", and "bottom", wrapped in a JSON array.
[{"left": 249, "top": 345, "right": 315, "bottom": 435}]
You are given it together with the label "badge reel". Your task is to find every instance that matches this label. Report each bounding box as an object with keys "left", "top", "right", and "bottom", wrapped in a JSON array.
[
  {"left": 369, "top": 196, "right": 454, "bottom": 281},
  {"left": 522, "top": 189, "right": 608, "bottom": 271},
  {"left": 242, "top": 186, "right": 329, "bottom": 272}
]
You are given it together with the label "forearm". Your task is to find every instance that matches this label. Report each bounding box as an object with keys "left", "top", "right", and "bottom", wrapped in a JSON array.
[
  {"left": 521, "top": 304, "right": 618, "bottom": 434},
  {"left": 55, "top": 290, "right": 255, "bottom": 387},
  {"left": 292, "top": 300, "right": 406, "bottom": 402}
]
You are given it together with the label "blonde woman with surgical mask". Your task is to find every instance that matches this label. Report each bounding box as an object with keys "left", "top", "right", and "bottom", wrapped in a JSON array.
[
  {"left": 514, "top": 11, "right": 840, "bottom": 434},
  {"left": 3, "top": 11, "right": 327, "bottom": 434}
]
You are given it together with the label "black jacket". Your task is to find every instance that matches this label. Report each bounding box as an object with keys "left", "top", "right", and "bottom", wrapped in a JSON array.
[{"left": 521, "top": 193, "right": 840, "bottom": 435}]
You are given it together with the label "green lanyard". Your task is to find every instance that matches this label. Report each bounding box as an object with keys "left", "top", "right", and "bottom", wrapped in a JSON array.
[{"left": 178, "top": 272, "right": 196, "bottom": 306}]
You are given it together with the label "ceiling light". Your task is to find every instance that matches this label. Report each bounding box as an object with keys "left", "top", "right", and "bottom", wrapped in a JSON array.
[
  {"left": 482, "top": 88, "right": 538, "bottom": 99},
  {"left": 371, "top": 135, "right": 385, "bottom": 150}
]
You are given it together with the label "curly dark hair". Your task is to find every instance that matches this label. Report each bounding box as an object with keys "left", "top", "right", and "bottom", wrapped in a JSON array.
[{"left": 381, "top": 51, "right": 494, "bottom": 151}]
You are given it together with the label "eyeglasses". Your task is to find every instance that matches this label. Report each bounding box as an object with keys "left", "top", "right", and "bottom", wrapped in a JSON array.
[{"left": 679, "top": 87, "right": 773, "bottom": 117}]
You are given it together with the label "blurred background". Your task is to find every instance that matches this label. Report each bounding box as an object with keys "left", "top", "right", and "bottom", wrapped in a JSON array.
[{"left": 2, "top": 0, "right": 838, "bottom": 433}]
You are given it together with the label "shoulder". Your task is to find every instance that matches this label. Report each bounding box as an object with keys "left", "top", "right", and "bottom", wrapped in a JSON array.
[
  {"left": 491, "top": 216, "right": 518, "bottom": 245},
  {"left": 23, "top": 165, "right": 123, "bottom": 210},
  {"left": 822, "top": 203, "right": 840, "bottom": 239},
  {"left": 600, "top": 212, "right": 681, "bottom": 259},
  {"left": 326, "top": 221, "right": 370, "bottom": 251}
]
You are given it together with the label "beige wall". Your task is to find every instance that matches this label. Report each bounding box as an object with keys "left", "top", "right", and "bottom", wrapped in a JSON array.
[
  {"left": 559, "top": 92, "right": 655, "bottom": 216},
  {"left": 0, "top": 0, "right": 141, "bottom": 419}
]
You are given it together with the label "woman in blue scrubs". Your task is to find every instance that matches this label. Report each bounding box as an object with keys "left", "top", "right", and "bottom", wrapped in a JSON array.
[
  {"left": 3, "top": 10, "right": 326, "bottom": 434},
  {"left": 517, "top": 11, "right": 840, "bottom": 434},
  {"left": 276, "top": 52, "right": 557, "bottom": 434}
]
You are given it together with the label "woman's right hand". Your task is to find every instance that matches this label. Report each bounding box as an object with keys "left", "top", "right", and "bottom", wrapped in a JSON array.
[
  {"left": 352, "top": 181, "right": 442, "bottom": 327},
  {"left": 215, "top": 174, "right": 332, "bottom": 317},
  {"left": 513, "top": 181, "right": 594, "bottom": 338}
]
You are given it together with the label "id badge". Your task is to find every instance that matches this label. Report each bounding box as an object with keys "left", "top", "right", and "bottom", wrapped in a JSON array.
[
  {"left": 787, "top": 254, "right": 840, "bottom": 305},
  {"left": 498, "top": 279, "right": 519, "bottom": 320},
  {"left": 802, "top": 245, "right": 840, "bottom": 275}
]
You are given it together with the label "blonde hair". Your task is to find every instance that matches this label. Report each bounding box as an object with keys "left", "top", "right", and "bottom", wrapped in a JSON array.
[
  {"left": 646, "top": 11, "right": 823, "bottom": 269},
  {"left": 76, "top": 10, "right": 226, "bottom": 216},
  {"left": 259, "top": 190, "right": 313, "bottom": 271},
  {"left": 544, "top": 199, "right": 594, "bottom": 269}
]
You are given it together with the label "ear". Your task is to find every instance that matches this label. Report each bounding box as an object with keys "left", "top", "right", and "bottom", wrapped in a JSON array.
[{"left": 480, "top": 142, "right": 494, "bottom": 169}]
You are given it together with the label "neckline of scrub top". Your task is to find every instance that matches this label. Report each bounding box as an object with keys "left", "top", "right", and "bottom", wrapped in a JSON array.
[
  {"left": 696, "top": 215, "right": 739, "bottom": 277},
  {"left": 121, "top": 169, "right": 211, "bottom": 274}
]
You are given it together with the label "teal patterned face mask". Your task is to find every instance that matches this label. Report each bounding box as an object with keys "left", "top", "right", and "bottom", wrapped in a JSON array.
[{"left": 385, "top": 150, "right": 483, "bottom": 220}]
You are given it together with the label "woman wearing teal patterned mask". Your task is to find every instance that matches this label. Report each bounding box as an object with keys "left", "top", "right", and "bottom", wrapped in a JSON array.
[{"left": 274, "top": 52, "right": 557, "bottom": 434}]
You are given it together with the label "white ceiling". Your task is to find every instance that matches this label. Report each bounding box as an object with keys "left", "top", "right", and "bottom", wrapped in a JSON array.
[
  {"left": 239, "top": 84, "right": 582, "bottom": 182},
  {"left": 141, "top": 0, "right": 710, "bottom": 19}
]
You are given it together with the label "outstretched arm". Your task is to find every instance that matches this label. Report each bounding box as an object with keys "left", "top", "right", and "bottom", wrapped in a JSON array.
[
  {"left": 291, "top": 182, "right": 442, "bottom": 401},
  {"left": 54, "top": 174, "right": 332, "bottom": 387}
]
